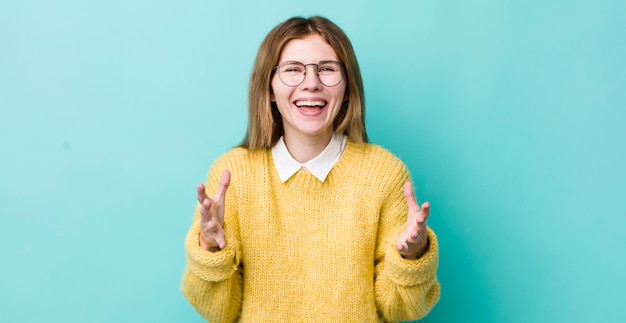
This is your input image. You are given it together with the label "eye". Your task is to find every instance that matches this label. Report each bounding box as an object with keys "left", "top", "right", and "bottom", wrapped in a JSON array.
[
  {"left": 281, "top": 63, "right": 304, "bottom": 73},
  {"left": 318, "top": 62, "right": 342, "bottom": 73}
]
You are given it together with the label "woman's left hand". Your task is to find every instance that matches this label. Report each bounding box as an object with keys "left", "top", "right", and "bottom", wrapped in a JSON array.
[{"left": 395, "top": 181, "right": 431, "bottom": 260}]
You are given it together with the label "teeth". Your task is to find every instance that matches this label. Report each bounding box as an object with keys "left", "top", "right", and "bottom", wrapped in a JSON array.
[{"left": 295, "top": 100, "right": 326, "bottom": 107}]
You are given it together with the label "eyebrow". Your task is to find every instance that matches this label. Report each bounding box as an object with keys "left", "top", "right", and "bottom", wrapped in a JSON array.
[{"left": 278, "top": 59, "right": 342, "bottom": 65}]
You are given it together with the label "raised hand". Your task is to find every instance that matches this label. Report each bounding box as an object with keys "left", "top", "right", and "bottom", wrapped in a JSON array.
[
  {"left": 395, "top": 181, "right": 431, "bottom": 260},
  {"left": 197, "top": 170, "right": 231, "bottom": 252}
]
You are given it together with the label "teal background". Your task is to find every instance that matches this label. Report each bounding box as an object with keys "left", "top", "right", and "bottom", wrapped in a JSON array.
[{"left": 1, "top": 0, "right": 624, "bottom": 322}]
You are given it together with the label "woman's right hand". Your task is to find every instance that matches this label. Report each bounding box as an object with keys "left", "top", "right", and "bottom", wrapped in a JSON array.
[{"left": 197, "top": 170, "right": 231, "bottom": 252}]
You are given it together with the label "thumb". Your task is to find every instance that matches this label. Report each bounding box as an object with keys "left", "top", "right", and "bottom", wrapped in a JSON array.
[
  {"left": 403, "top": 181, "right": 420, "bottom": 212},
  {"left": 214, "top": 170, "right": 231, "bottom": 202}
]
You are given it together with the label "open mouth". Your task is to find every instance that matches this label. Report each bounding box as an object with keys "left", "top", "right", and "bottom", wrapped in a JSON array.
[{"left": 294, "top": 100, "right": 327, "bottom": 108}]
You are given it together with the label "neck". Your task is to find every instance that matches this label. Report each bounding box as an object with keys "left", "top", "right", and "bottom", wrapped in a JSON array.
[{"left": 283, "top": 132, "right": 333, "bottom": 163}]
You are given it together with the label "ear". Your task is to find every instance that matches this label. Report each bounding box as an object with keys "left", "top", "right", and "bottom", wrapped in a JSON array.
[
  {"left": 343, "top": 90, "right": 348, "bottom": 103},
  {"left": 271, "top": 92, "right": 275, "bottom": 102}
]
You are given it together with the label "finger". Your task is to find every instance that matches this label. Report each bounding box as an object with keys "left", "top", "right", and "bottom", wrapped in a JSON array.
[
  {"left": 214, "top": 170, "right": 231, "bottom": 202},
  {"left": 418, "top": 202, "right": 431, "bottom": 222},
  {"left": 207, "top": 218, "right": 218, "bottom": 230},
  {"left": 197, "top": 183, "right": 209, "bottom": 204},
  {"left": 205, "top": 220, "right": 226, "bottom": 250},
  {"left": 200, "top": 220, "right": 225, "bottom": 251},
  {"left": 403, "top": 182, "right": 420, "bottom": 212},
  {"left": 396, "top": 239, "right": 408, "bottom": 252},
  {"left": 200, "top": 198, "right": 212, "bottom": 220},
  {"left": 396, "top": 229, "right": 413, "bottom": 250},
  {"left": 215, "top": 233, "right": 226, "bottom": 250}
]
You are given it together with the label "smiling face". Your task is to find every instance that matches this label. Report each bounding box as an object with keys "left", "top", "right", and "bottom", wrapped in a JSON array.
[{"left": 271, "top": 34, "right": 347, "bottom": 143}]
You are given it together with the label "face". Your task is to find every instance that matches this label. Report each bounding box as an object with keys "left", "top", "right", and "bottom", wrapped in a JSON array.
[{"left": 271, "top": 34, "right": 347, "bottom": 143}]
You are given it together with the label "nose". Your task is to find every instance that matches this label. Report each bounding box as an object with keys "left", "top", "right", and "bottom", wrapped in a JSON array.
[{"left": 300, "top": 64, "right": 322, "bottom": 91}]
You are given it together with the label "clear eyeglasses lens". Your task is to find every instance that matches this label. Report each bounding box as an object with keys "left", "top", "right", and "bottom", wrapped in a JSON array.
[{"left": 277, "top": 61, "right": 344, "bottom": 87}]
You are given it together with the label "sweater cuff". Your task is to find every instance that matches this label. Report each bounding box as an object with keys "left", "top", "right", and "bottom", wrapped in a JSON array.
[
  {"left": 185, "top": 221, "right": 239, "bottom": 282},
  {"left": 383, "top": 227, "right": 439, "bottom": 286}
]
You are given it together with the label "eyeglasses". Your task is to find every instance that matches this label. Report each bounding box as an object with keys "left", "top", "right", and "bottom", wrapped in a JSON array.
[{"left": 274, "top": 60, "right": 345, "bottom": 87}]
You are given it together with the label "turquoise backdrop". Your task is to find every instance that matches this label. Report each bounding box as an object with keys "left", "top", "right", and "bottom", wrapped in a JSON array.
[{"left": 1, "top": 1, "right": 624, "bottom": 322}]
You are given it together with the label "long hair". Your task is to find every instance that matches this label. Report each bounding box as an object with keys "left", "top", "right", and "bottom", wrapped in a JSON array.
[{"left": 240, "top": 16, "right": 368, "bottom": 149}]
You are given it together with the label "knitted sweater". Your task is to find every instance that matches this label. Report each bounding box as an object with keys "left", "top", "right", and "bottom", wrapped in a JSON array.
[{"left": 181, "top": 141, "right": 440, "bottom": 322}]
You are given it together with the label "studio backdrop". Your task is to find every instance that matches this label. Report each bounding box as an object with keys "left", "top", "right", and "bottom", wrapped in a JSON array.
[{"left": 1, "top": 1, "right": 624, "bottom": 322}]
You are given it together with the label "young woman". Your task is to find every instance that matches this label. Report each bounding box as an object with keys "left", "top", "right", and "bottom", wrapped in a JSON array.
[{"left": 181, "top": 16, "right": 440, "bottom": 322}]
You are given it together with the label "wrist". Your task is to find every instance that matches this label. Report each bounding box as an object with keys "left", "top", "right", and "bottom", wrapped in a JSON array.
[
  {"left": 198, "top": 233, "right": 221, "bottom": 252},
  {"left": 401, "top": 237, "right": 429, "bottom": 260}
]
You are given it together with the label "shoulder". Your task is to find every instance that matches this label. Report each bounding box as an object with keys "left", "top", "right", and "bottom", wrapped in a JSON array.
[
  {"left": 348, "top": 141, "right": 408, "bottom": 172},
  {"left": 205, "top": 147, "right": 270, "bottom": 187},
  {"left": 341, "top": 141, "right": 410, "bottom": 188},
  {"left": 206, "top": 147, "right": 269, "bottom": 179},
  {"left": 364, "top": 143, "right": 402, "bottom": 161},
  {"left": 212, "top": 147, "right": 268, "bottom": 168}
]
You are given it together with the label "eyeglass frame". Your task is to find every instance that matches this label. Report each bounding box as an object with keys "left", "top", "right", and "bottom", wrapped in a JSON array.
[{"left": 273, "top": 60, "right": 346, "bottom": 87}]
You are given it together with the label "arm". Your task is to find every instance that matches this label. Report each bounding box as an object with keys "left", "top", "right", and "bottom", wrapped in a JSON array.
[
  {"left": 181, "top": 163, "right": 243, "bottom": 323},
  {"left": 374, "top": 166, "right": 440, "bottom": 322}
]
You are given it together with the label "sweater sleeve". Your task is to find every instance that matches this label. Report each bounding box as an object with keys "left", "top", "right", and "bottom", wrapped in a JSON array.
[
  {"left": 181, "top": 154, "right": 243, "bottom": 323},
  {"left": 373, "top": 160, "right": 440, "bottom": 322}
]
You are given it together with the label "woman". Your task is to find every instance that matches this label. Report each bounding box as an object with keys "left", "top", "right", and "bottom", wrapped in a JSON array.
[{"left": 181, "top": 16, "right": 440, "bottom": 322}]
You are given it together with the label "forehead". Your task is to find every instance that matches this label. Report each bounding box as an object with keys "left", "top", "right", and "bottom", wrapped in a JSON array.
[{"left": 278, "top": 34, "right": 339, "bottom": 63}]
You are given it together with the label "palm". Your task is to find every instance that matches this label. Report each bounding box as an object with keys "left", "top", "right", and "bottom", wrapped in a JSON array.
[
  {"left": 197, "top": 170, "right": 231, "bottom": 251},
  {"left": 395, "top": 182, "right": 430, "bottom": 259}
]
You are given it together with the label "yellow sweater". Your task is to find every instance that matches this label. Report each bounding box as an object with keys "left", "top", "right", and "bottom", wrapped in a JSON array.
[{"left": 181, "top": 141, "right": 440, "bottom": 322}]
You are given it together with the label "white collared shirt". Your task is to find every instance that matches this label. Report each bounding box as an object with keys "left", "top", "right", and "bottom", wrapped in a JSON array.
[{"left": 271, "top": 133, "right": 347, "bottom": 183}]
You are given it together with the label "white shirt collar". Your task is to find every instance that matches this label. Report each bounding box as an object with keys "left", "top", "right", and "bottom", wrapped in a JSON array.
[{"left": 271, "top": 133, "right": 347, "bottom": 183}]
